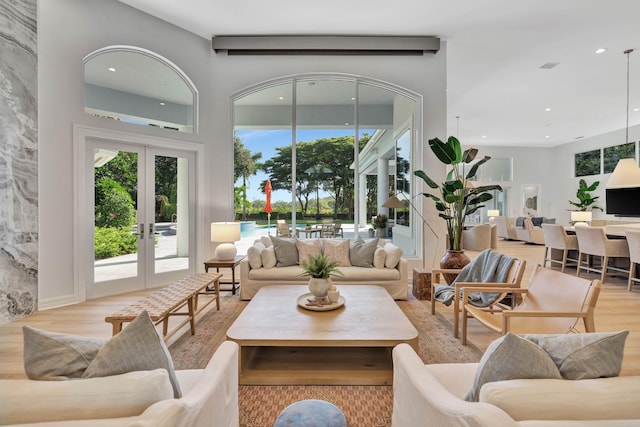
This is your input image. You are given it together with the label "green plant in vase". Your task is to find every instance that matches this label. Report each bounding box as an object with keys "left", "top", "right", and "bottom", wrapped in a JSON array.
[
  {"left": 568, "top": 179, "right": 602, "bottom": 212},
  {"left": 299, "top": 252, "right": 344, "bottom": 299},
  {"left": 415, "top": 136, "right": 502, "bottom": 278}
]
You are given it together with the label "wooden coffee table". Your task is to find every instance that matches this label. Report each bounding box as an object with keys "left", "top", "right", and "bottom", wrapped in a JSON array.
[{"left": 226, "top": 284, "right": 418, "bottom": 385}]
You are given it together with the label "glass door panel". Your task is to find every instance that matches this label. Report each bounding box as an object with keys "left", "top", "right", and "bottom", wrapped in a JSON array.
[
  {"left": 87, "top": 140, "right": 196, "bottom": 298},
  {"left": 149, "top": 150, "right": 194, "bottom": 280},
  {"left": 90, "top": 142, "right": 145, "bottom": 298}
]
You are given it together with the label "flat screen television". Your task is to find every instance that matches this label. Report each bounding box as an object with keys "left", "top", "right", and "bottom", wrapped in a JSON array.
[{"left": 606, "top": 187, "right": 640, "bottom": 216}]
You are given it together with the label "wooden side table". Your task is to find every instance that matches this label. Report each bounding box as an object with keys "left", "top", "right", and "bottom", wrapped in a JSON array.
[
  {"left": 203, "top": 255, "right": 245, "bottom": 295},
  {"left": 412, "top": 268, "right": 432, "bottom": 301}
]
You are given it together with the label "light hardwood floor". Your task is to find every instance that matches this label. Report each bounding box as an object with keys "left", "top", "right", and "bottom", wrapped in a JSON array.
[{"left": 1, "top": 238, "right": 639, "bottom": 379}]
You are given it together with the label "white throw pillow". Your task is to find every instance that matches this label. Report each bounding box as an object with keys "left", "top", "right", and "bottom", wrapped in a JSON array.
[
  {"left": 0, "top": 369, "right": 173, "bottom": 425},
  {"left": 383, "top": 243, "right": 403, "bottom": 269},
  {"left": 261, "top": 246, "right": 277, "bottom": 268},
  {"left": 247, "top": 242, "right": 265, "bottom": 269},
  {"left": 373, "top": 247, "right": 387, "bottom": 269},
  {"left": 260, "top": 235, "right": 272, "bottom": 247}
]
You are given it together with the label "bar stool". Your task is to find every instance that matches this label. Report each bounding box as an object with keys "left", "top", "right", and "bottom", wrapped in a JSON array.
[
  {"left": 575, "top": 226, "right": 630, "bottom": 283},
  {"left": 625, "top": 230, "right": 640, "bottom": 291},
  {"left": 542, "top": 223, "right": 579, "bottom": 272}
]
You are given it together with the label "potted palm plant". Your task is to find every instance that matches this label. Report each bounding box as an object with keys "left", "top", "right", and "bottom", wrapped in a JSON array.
[
  {"left": 299, "top": 252, "right": 344, "bottom": 297},
  {"left": 372, "top": 214, "right": 388, "bottom": 238},
  {"left": 415, "top": 136, "right": 502, "bottom": 273},
  {"left": 568, "top": 179, "right": 602, "bottom": 212}
]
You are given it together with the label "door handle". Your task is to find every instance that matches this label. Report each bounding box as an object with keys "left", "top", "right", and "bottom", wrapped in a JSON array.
[
  {"left": 138, "top": 223, "right": 144, "bottom": 239},
  {"left": 148, "top": 223, "right": 154, "bottom": 240}
]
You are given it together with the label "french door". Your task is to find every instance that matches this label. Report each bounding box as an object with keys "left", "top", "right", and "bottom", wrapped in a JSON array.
[{"left": 86, "top": 139, "right": 196, "bottom": 299}]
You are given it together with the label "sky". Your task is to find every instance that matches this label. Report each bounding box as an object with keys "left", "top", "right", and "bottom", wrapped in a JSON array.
[{"left": 235, "top": 128, "right": 364, "bottom": 203}]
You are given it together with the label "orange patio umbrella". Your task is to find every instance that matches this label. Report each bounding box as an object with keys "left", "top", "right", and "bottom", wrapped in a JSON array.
[{"left": 264, "top": 180, "right": 273, "bottom": 234}]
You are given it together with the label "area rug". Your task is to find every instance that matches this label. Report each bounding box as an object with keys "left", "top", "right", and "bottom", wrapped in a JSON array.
[{"left": 169, "top": 293, "right": 483, "bottom": 427}]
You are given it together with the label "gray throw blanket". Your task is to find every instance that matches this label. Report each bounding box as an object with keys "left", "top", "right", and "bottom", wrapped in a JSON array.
[{"left": 433, "top": 249, "right": 515, "bottom": 307}]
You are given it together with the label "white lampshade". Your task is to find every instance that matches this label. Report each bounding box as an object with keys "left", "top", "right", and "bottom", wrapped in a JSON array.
[
  {"left": 211, "top": 222, "right": 241, "bottom": 260},
  {"left": 607, "top": 158, "right": 640, "bottom": 188},
  {"left": 571, "top": 211, "right": 592, "bottom": 226},
  {"left": 487, "top": 210, "right": 500, "bottom": 217}
]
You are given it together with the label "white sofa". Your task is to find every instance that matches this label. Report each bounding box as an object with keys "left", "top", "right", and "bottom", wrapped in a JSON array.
[
  {"left": 392, "top": 343, "right": 640, "bottom": 427},
  {"left": 0, "top": 341, "right": 239, "bottom": 427},
  {"left": 240, "top": 237, "right": 408, "bottom": 300}
]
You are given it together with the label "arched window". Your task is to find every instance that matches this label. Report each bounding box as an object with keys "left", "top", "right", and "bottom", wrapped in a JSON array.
[
  {"left": 83, "top": 46, "right": 198, "bottom": 133},
  {"left": 233, "top": 74, "right": 421, "bottom": 256}
]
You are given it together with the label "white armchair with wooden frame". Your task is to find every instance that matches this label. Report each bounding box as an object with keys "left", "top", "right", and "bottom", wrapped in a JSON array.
[
  {"left": 430, "top": 258, "right": 527, "bottom": 339},
  {"left": 461, "top": 265, "right": 602, "bottom": 345}
]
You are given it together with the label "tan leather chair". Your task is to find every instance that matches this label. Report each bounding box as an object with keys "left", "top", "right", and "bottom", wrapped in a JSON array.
[
  {"left": 461, "top": 265, "right": 601, "bottom": 345},
  {"left": 515, "top": 217, "right": 545, "bottom": 244},
  {"left": 462, "top": 224, "right": 498, "bottom": 251},
  {"left": 431, "top": 257, "right": 527, "bottom": 339},
  {"left": 542, "top": 223, "right": 579, "bottom": 272},
  {"left": 625, "top": 230, "right": 640, "bottom": 291},
  {"left": 494, "top": 216, "right": 517, "bottom": 240},
  {"left": 575, "top": 226, "right": 630, "bottom": 283}
]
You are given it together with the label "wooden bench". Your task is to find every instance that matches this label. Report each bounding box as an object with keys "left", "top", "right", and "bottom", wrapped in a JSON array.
[{"left": 105, "top": 272, "right": 222, "bottom": 341}]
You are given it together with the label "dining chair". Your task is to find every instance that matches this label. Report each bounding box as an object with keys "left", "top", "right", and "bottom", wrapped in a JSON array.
[
  {"left": 625, "top": 230, "right": 640, "bottom": 291},
  {"left": 574, "top": 226, "right": 630, "bottom": 284},
  {"left": 541, "top": 223, "right": 579, "bottom": 272},
  {"left": 461, "top": 264, "right": 602, "bottom": 345}
]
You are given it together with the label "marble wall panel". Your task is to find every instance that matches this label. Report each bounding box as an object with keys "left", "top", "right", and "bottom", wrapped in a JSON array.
[{"left": 0, "top": 0, "right": 38, "bottom": 324}]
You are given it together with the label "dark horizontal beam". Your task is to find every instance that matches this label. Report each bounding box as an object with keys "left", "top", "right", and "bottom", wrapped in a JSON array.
[{"left": 212, "top": 36, "right": 440, "bottom": 56}]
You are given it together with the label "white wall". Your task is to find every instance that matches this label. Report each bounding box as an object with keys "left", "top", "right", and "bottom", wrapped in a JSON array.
[
  {"left": 38, "top": 0, "right": 214, "bottom": 307},
  {"left": 37, "top": 0, "right": 448, "bottom": 306},
  {"left": 468, "top": 123, "right": 640, "bottom": 226}
]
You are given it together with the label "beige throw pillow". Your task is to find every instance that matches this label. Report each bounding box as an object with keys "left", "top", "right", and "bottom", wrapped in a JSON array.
[
  {"left": 297, "top": 239, "right": 322, "bottom": 265},
  {"left": 322, "top": 239, "right": 351, "bottom": 267},
  {"left": 82, "top": 311, "right": 182, "bottom": 398}
]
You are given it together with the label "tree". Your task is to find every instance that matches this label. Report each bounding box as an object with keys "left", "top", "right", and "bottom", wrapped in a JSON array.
[
  {"left": 94, "top": 151, "right": 138, "bottom": 207},
  {"left": 261, "top": 144, "right": 314, "bottom": 216},
  {"left": 234, "top": 136, "right": 262, "bottom": 220},
  {"left": 95, "top": 177, "right": 137, "bottom": 228}
]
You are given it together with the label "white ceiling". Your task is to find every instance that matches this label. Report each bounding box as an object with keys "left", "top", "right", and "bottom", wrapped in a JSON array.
[{"left": 118, "top": 0, "right": 640, "bottom": 148}]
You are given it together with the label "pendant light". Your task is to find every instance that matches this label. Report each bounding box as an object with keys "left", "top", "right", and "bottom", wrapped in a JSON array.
[{"left": 607, "top": 48, "right": 640, "bottom": 188}]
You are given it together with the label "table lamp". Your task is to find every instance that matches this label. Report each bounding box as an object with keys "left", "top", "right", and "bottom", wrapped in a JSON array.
[
  {"left": 570, "top": 211, "right": 592, "bottom": 227},
  {"left": 211, "top": 221, "right": 241, "bottom": 260},
  {"left": 487, "top": 210, "right": 500, "bottom": 223}
]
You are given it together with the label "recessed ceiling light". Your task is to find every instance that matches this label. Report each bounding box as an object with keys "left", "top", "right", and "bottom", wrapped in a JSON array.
[
  {"left": 159, "top": 102, "right": 166, "bottom": 106},
  {"left": 344, "top": 122, "right": 350, "bottom": 126},
  {"left": 108, "top": 67, "right": 116, "bottom": 72},
  {"left": 351, "top": 97, "right": 355, "bottom": 101},
  {"left": 278, "top": 96, "right": 284, "bottom": 101},
  {"left": 482, "top": 135, "right": 487, "bottom": 138},
  {"left": 595, "top": 48, "right": 607, "bottom": 54},
  {"left": 545, "top": 107, "right": 552, "bottom": 112},
  {"left": 634, "top": 108, "right": 640, "bottom": 112},
  {"left": 545, "top": 135, "right": 550, "bottom": 139}
]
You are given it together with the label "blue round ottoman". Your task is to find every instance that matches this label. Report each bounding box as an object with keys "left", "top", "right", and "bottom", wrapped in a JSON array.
[{"left": 273, "top": 399, "right": 348, "bottom": 427}]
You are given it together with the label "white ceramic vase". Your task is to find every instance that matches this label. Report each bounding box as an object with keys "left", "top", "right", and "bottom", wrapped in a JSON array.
[{"left": 308, "top": 277, "right": 331, "bottom": 297}]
